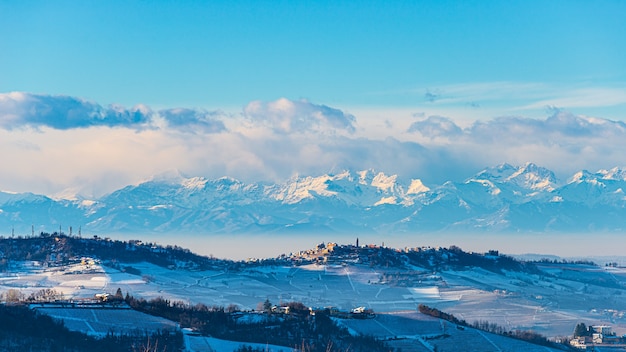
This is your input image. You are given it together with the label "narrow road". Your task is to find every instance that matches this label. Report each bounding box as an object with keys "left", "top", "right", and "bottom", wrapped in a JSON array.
[
  {"left": 344, "top": 268, "right": 358, "bottom": 294},
  {"left": 476, "top": 330, "right": 503, "bottom": 352}
]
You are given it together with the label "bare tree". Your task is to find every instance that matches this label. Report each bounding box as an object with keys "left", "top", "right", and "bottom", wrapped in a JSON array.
[{"left": 2, "top": 289, "right": 24, "bottom": 303}]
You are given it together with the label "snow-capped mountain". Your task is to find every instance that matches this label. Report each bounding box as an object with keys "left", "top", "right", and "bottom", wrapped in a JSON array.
[{"left": 2, "top": 163, "right": 626, "bottom": 235}]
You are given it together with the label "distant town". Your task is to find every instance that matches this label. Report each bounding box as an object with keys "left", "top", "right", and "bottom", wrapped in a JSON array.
[{"left": 1, "top": 233, "right": 625, "bottom": 351}]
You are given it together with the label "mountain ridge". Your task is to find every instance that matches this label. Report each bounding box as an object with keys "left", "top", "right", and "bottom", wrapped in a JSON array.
[{"left": 2, "top": 163, "right": 626, "bottom": 235}]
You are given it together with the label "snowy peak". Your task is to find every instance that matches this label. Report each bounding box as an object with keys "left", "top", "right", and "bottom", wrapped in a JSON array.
[
  {"left": 473, "top": 163, "right": 518, "bottom": 182},
  {"left": 471, "top": 162, "right": 556, "bottom": 191},
  {"left": 271, "top": 174, "right": 336, "bottom": 204},
  {"left": 181, "top": 176, "right": 209, "bottom": 190},
  {"left": 371, "top": 172, "right": 398, "bottom": 192},
  {"left": 0, "top": 191, "right": 50, "bottom": 204},
  {"left": 354, "top": 169, "right": 401, "bottom": 192},
  {"left": 357, "top": 169, "right": 375, "bottom": 185},
  {"left": 5, "top": 162, "right": 626, "bottom": 235},
  {"left": 407, "top": 179, "right": 429, "bottom": 195},
  {"left": 565, "top": 168, "right": 626, "bottom": 187},
  {"left": 568, "top": 170, "right": 596, "bottom": 184},
  {"left": 207, "top": 176, "right": 247, "bottom": 191},
  {"left": 598, "top": 167, "right": 626, "bottom": 181},
  {"left": 271, "top": 170, "right": 404, "bottom": 206},
  {"left": 506, "top": 162, "right": 557, "bottom": 191}
]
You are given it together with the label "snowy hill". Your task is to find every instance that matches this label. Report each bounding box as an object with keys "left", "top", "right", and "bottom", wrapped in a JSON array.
[
  {"left": 2, "top": 163, "right": 626, "bottom": 235},
  {"left": 0, "top": 235, "right": 587, "bottom": 350}
]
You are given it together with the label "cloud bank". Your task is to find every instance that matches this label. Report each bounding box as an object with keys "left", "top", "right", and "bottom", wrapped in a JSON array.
[
  {"left": 1, "top": 92, "right": 626, "bottom": 197},
  {"left": 407, "top": 116, "right": 463, "bottom": 137},
  {"left": 0, "top": 92, "right": 151, "bottom": 130},
  {"left": 243, "top": 98, "right": 356, "bottom": 134},
  {"left": 0, "top": 92, "right": 226, "bottom": 133},
  {"left": 157, "top": 108, "right": 226, "bottom": 133},
  {"left": 408, "top": 110, "right": 626, "bottom": 143}
]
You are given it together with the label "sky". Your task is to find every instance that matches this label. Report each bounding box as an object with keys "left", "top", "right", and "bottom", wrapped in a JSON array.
[{"left": 1, "top": 0, "right": 626, "bottom": 198}]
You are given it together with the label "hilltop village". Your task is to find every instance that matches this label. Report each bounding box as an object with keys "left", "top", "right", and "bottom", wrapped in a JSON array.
[{"left": 0, "top": 233, "right": 625, "bottom": 351}]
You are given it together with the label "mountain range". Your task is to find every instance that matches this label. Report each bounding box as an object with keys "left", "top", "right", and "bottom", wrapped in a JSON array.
[{"left": 2, "top": 162, "right": 626, "bottom": 236}]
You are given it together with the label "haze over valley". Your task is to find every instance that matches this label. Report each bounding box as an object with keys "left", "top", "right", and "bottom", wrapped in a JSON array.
[{"left": 3, "top": 162, "right": 626, "bottom": 260}]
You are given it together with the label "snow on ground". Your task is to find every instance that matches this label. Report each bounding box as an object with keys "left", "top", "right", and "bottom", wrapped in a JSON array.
[
  {"left": 434, "top": 265, "right": 626, "bottom": 337},
  {"left": 33, "top": 306, "right": 178, "bottom": 337},
  {"left": 339, "top": 310, "right": 442, "bottom": 338},
  {"left": 185, "top": 335, "right": 292, "bottom": 352},
  {"left": 0, "top": 261, "right": 108, "bottom": 299},
  {"left": 340, "top": 311, "right": 563, "bottom": 352},
  {"left": 3, "top": 258, "right": 626, "bottom": 343}
]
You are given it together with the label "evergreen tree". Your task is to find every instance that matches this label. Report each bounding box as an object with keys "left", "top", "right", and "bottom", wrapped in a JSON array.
[
  {"left": 574, "top": 322, "right": 588, "bottom": 337},
  {"left": 262, "top": 298, "right": 272, "bottom": 313}
]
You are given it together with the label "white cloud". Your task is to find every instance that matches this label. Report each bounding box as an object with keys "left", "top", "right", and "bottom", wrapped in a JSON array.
[
  {"left": 157, "top": 108, "right": 226, "bottom": 133},
  {"left": 243, "top": 98, "right": 356, "bottom": 134},
  {"left": 466, "top": 111, "right": 626, "bottom": 141},
  {"left": 407, "top": 116, "right": 463, "bottom": 138},
  {"left": 0, "top": 92, "right": 226, "bottom": 133},
  {"left": 0, "top": 92, "right": 152, "bottom": 130},
  {"left": 2, "top": 92, "right": 626, "bottom": 197},
  {"left": 405, "top": 110, "right": 626, "bottom": 181}
]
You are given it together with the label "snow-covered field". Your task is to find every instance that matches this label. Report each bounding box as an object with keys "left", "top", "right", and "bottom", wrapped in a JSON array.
[
  {"left": 184, "top": 334, "right": 292, "bottom": 352},
  {"left": 2, "top": 258, "right": 626, "bottom": 350},
  {"left": 339, "top": 311, "right": 564, "bottom": 352},
  {"left": 33, "top": 305, "right": 178, "bottom": 336}
]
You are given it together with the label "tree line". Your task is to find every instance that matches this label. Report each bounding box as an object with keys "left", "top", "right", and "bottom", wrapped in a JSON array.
[
  {"left": 0, "top": 304, "right": 181, "bottom": 352},
  {"left": 125, "top": 294, "right": 393, "bottom": 352}
]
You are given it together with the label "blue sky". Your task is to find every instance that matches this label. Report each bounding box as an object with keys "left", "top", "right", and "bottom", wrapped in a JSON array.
[
  {"left": 3, "top": 1, "right": 625, "bottom": 110},
  {"left": 1, "top": 1, "right": 626, "bottom": 196}
]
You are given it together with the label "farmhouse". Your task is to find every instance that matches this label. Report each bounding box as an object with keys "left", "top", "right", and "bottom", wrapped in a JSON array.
[
  {"left": 271, "top": 305, "right": 290, "bottom": 314},
  {"left": 590, "top": 325, "right": 622, "bottom": 345},
  {"left": 571, "top": 325, "right": 626, "bottom": 349}
]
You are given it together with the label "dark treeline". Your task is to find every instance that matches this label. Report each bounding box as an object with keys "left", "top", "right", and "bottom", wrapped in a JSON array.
[
  {"left": 0, "top": 232, "right": 233, "bottom": 272},
  {"left": 126, "top": 295, "right": 393, "bottom": 352},
  {"left": 0, "top": 304, "right": 182, "bottom": 352},
  {"left": 407, "top": 245, "right": 541, "bottom": 274},
  {"left": 328, "top": 244, "right": 541, "bottom": 274},
  {"left": 0, "top": 233, "right": 545, "bottom": 276},
  {"left": 418, "top": 304, "right": 466, "bottom": 326},
  {"left": 531, "top": 258, "right": 597, "bottom": 266}
]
